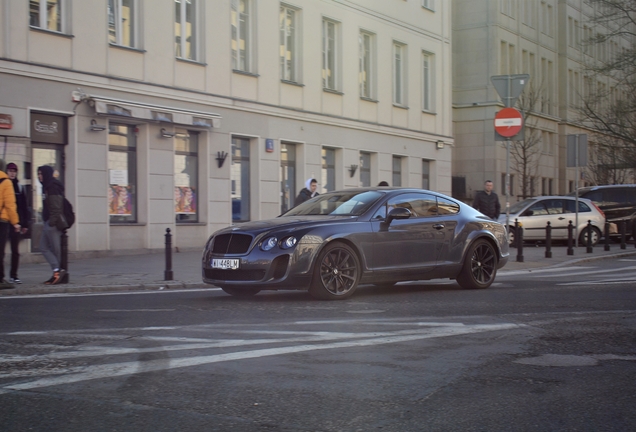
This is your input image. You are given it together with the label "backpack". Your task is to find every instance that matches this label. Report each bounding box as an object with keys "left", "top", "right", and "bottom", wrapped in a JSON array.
[{"left": 63, "top": 197, "right": 75, "bottom": 229}]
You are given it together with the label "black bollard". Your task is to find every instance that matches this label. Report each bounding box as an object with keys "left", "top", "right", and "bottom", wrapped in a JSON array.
[
  {"left": 60, "top": 229, "right": 70, "bottom": 283},
  {"left": 620, "top": 220, "right": 627, "bottom": 250},
  {"left": 586, "top": 220, "right": 593, "bottom": 253},
  {"left": 164, "top": 228, "right": 173, "bottom": 281},
  {"left": 513, "top": 219, "right": 520, "bottom": 249},
  {"left": 545, "top": 221, "right": 552, "bottom": 258},
  {"left": 604, "top": 220, "right": 611, "bottom": 251},
  {"left": 516, "top": 219, "right": 524, "bottom": 263},
  {"left": 567, "top": 220, "right": 574, "bottom": 256}
]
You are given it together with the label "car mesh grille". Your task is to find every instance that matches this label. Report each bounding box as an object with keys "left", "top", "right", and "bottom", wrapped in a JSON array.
[
  {"left": 212, "top": 234, "right": 253, "bottom": 254},
  {"left": 204, "top": 269, "right": 266, "bottom": 281}
]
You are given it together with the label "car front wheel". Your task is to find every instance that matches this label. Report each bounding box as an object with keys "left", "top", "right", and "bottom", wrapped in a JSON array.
[
  {"left": 309, "top": 242, "right": 361, "bottom": 300},
  {"left": 456, "top": 239, "right": 498, "bottom": 290}
]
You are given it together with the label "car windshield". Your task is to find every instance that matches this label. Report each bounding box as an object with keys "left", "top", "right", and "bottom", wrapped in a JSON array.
[
  {"left": 283, "top": 191, "right": 384, "bottom": 216},
  {"left": 509, "top": 198, "right": 536, "bottom": 214}
]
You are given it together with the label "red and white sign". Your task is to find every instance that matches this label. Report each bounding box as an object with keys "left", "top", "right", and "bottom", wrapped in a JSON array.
[{"left": 494, "top": 108, "right": 523, "bottom": 138}]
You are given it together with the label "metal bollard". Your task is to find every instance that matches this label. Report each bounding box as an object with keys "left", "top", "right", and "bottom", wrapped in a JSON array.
[
  {"left": 516, "top": 218, "right": 524, "bottom": 263},
  {"left": 586, "top": 220, "right": 593, "bottom": 253},
  {"left": 567, "top": 220, "right": 574, "bottom": 256},
  {"left": 514, "top": 219, "right": 519, "bottom": 248},
  {"left": 545, "top": 221, "right": 552, "bottom": 258},
  {"left": 164, "top": 228, "right": 174, "bottom": 281},
  {"left": 620, "top": 220, "right": 627, "bottom": 250},
  {"left": 60, "top": 229, "right": 70, "bottom": 284},
  {"left": 604, "top": 220, "right": 611, "bottom": 251}
]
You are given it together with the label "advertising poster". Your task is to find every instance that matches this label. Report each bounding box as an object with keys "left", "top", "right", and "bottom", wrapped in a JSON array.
[
  {"left": 175, "top": 186, "right": 196, "bottom": 214},
  {"left": 108, "top": 185, "right": 133, "bottom": 216}
]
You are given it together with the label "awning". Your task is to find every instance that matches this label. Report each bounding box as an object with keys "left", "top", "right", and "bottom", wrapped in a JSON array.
[{"left": 86, "top": 95, "right": 221, "bottom": 128}]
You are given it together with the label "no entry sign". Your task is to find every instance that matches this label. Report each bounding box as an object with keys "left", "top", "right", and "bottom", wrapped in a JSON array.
[{"left": 494, "top": 108, "right": 523, "bottom": 138}]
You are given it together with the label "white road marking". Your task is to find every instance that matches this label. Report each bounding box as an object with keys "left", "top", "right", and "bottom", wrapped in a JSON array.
[
  {"left": 0, "top": 322, "right": 520, "bottom": 395},
  {"left": 558, "top": 279, "right": 636, "bottom": 286},
  {"left": 498, "top": 266, "right": 595, "bottom": 277},
  {"left": 96, "top": 309, "right": 176, "bottom": 312},
  {"left": 0, "top": 288, "right": 220, "bottom": 300},
  {"left": 531, "top": 266, "right": 636, "bottom": 278}
]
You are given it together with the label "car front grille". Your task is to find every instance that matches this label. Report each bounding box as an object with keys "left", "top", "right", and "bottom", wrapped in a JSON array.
[
  {"left": 204, "top": 269, "right": 266, "bottom": 281},
  {"left": 212, "top": 234, "right": 253, "bottom": 254}
]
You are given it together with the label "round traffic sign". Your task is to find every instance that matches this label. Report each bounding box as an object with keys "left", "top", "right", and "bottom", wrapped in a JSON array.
[{"left": 494, "top": 107, "right": 523, "bottom": 138}]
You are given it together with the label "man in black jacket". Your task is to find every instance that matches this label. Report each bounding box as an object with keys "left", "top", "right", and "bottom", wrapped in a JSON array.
[
  {"left": 6, "top": 163, "right": 29, "bottom": 284},
  {"left": 38, "top": 165, "right": 68, "bottom": 285},
  {"left": 473, "top": 180, "right": 501, "bottom": 220},
  {"left": 295, "top": 178, "right": 319, "bottom": 206}
]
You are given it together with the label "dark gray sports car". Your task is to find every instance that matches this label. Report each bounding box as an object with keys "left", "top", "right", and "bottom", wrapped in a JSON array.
[{"left": 202, "top": 188, "right": 509, "bottom": 300}]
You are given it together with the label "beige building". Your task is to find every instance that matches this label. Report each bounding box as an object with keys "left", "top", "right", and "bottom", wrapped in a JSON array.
[
  {"left": 0, "top": 0, "right": 452, "bottom": 257},
  {"left": 452, "top": 0, "right": 631, "bottom": 213}
]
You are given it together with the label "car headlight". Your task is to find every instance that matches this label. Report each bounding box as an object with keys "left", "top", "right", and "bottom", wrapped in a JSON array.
[
  {"left": 280, "top": 236, "right": 298, "bottom": 249},
  {"left": 261, "top": 237, "right": 278, "bottom": 251}
]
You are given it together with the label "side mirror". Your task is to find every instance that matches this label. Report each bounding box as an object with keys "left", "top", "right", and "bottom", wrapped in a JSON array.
[{"left": 387, "top": 207, "right": 412, "bottom": 224}]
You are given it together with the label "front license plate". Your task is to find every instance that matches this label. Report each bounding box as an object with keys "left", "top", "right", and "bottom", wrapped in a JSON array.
[{"left": 212, "top": 259, "right": 240, "bottom": 270}]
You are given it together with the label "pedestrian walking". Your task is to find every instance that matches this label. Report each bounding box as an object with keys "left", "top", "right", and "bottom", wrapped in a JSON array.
[
  {"left": 6, "top": 163, "right": 29, "bottom": 284},
  {"left": 295, "top": 178, "right": 319, "bottom": 206},
  {"left": 0, "top": 160, "right": 21, "bottom": 290},
  {"left": 37, "top": 165, "right": 68, "bottom": 285},
  {"left": 473, "top": 180, "right": 501, "bottom": 220}
]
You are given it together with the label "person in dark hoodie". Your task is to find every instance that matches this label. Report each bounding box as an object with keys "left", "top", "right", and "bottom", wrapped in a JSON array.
[
  {"left": 6, "top": 162, "right": 30, "bottom": 284},
  {"left": 38, "top": 165, "right": 68, "bottom": 285},
  {"left": 295, "top": 178, "right": 319, "bottom": 206}
]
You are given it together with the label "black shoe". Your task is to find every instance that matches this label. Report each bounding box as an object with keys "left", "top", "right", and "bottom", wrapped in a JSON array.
[
  {"left": 9, "top": 278, "right": 21, "bottom": 284},
  {"left": 50, "top": 269, "right": 67, "bottom": 285},
  {"left": 0, "top": 279, "right": 15, "bottom": 290},
  {"left": 43, "top": 275, "right": 56, "bottom": 285}
]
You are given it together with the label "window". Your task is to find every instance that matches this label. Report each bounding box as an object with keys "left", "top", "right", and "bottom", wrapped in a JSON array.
[
  {"left": 175, "top": 130, "right": 198, "bottom": 223},
  {"left": 422, "top": 52, "right": 432, "bottom": 111},
  {"left": 393, "top": 42, "right": 407, "bottom": 105},
  {"left": 231, "top": 0, "right": 252, "bottom": 72},
  {"left": 321, "top": 148, "right": 336, "bottom": 193},
  {"left": 322, "top": 19, "right": 338, "bottom": 90},
  {"left": 280, "top": 143, "right": 296, "bottom": 214},
  {"left": 108, "top": 0, "right": 136, "bottom": 47},
  {"left": 437, "top": 197, "right": 460, "bottom": 215},
  {"left": 360, "top": 152, "right": 371, "bottom": 187},
  {"left": 422, "top": 0, "right": 435, "bottom": 11},
  {"left": 359, "top": 31, "right": 374, "bottom": 99},
  {"left": 29, "top": 0, "right": 65, "bottom": 32},
  {"left": 501, "top": 173, "right": 514, "bottom": 196},
  {"left": 548, "top": 178, "right": 553, "bottom": 195},
  {"left": 232, "top": 137, "right": 251, "bottom": 222},
  {"left": 108, "top": 124, "right": 137, "bottom": 223},
  {"left": 280, "top": 5, "right": 298, "bottom": 82},
  {"left": 392, "top": 156, "right": 402, "bottom": 187},
  {"left": 422, "top": 160, "right": 430, "bottom": 189},
  {"left": 175, "top": 0, "right": 198, "bottom": 61},
  {"left": 522, "top": 0, "right": 534, "bottom": 27},
  {"left": 541, "top": 177, "right": 547, "bottom": 195}
]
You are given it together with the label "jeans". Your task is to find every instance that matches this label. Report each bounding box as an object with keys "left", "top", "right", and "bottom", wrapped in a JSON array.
[
  {"left": 40, "top": 222, "right": 62, "bottom": 271},
  {"left": 9, "top": 228, "right": 21, "bottom": 279},
  {"left": 0, "top": 222, "right": 8, "bottom": 280}
]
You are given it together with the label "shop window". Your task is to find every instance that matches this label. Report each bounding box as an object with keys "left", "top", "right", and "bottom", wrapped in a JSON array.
[
  {"left": 175, "top": 130, "right": 198, "bottom": 223},
  {"left": 280, "top": 143, "right": 296, "bottom": 214},
  {"left": 422, "top": 160, "right": 430, "bottom": 189},
  {"left": 392, "top": 156, "right": 402, "bottom": 187},
  {"left": 321, "top": 148, "right": 336, "bottom": 193},
  {"left": 360, "top": 152, "right": 371, "bottom": 187},
  {"left": 232, "top": 137, "right": 251, "bottom": 222},
  {"left": 108, "top": 124, "right": 137, "bottom": 223}
]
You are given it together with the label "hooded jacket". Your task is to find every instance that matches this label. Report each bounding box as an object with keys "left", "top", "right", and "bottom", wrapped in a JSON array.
[
  {"left": 295, "top": 178, "right": 319, "bottom": 206},
  {"left": 38, "top": 165, "right": 67, "bottom": 230},
  {"left": 0, "top": 170, "right": 19, "bottom": 225},
  {"left": 10, "top": 176, "right": 29, "bottom": 229}
]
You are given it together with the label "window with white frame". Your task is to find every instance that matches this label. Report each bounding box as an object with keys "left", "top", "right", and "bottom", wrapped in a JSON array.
[
  {"left": 422, "top": 52, "right": 433, "bottom": 111},
  {"left": 29, "top": 0, "right": 65, "bottom": 33},
  {"left": 322, "top": 19, "right": 339, "bottom": 91},
  {"left": 231, "top": 0, "right": 253, "bottom": 72},
  {"left": 393, "top": 42, "right": 407, "bottom": 106},
  {"left": 175, "top": 0, "right": 199, "bottom": 61},
  {"left": 359, "top": 31, "right": 374, "bottom": 99},
  {"left": 422, "top": 0, "right": 434, "bottom": 11},
  {"left": 280, "top": 4, "right": 299, "bottom": 82},
  {"left": 108, "top": 0, "right": 137, "bottom": 47},
  {"left": 175, "top": 130, "right": 198, "bottom": 223},
  {"left": 232, "top": 137, "right": 251, "bottom": 222},
  {"left": 359, "top": 152, "right": 371, "bottom": 187}
]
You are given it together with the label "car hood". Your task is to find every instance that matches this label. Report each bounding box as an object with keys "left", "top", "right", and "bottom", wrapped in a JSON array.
[{"left": 215, "top": 215, "right": 359, "bottom": 236}]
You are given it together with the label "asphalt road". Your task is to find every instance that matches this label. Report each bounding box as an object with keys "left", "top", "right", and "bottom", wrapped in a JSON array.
[{"left": 2, "top": 258, "right": 636, "bottom": 431}]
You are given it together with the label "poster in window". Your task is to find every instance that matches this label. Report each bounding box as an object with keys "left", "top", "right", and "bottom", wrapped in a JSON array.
[
  {"left": 109, "top": 185, "right": 133, "bottom": 216},
  {"left": 175, "top": 186, "right": 196, "bottom": 214}
]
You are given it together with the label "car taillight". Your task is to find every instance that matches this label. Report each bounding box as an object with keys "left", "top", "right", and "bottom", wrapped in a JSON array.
[{"left": 592, "top": 203, "right": 605, "bottom": 219}]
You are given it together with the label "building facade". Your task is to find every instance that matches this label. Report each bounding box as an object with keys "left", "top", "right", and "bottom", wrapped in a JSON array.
[{"left": 0, "top": 0, "right": 452, "bottom": 257}]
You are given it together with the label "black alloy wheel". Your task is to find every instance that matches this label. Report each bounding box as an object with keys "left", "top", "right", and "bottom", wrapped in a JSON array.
[
  {"left": 220, "top": 286, "right": 261, "bottom": 297},
  {"left": 456, "top": 239, "right": 497, "bottom": 290},
  {"left": 309, "top": 242, "right": 361, "bottom": 300}
]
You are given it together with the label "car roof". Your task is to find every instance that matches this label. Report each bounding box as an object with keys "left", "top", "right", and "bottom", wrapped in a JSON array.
[
  {"left": 527, "top": 195, "right": 593, "bottom": 202},
  {"left": 577, "top": 184, "right": 636, "bottom": 192}
]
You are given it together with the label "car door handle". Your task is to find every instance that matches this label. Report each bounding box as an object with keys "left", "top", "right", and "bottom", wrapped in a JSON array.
[{"left": 433, "top": 224, "right": 445, "bottom": 230}]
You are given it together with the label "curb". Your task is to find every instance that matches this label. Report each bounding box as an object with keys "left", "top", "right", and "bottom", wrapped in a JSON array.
[{"left": 500, "top": 249, "right": 636, "bottom": 274}]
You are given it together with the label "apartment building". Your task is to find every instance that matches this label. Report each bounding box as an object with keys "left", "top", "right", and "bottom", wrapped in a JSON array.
[
  {"left": 452, "top": 0, "right": 631, "bottom": 209},
  {"left": 0, "top": 0, "right": 452, "bottom": 256}
]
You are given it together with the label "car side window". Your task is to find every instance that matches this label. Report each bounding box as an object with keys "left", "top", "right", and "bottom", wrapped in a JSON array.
[
  {"left": 564, "top": 200, "right": 591, "bottom": 213},
  {"left": 583, "top": 190, "right": 603, "bottom": 204},
  {"left": 605, "top": 189, "right": 624, "bottom": 205},
  {"left": 377, "top": 193, "right": 438, "bottom": 219},
  {"left": 544, "top": 199, "right": 564, "bottom": 214},
  {"left": 437, "top": 197, "right": 460, "bottom": 215},
  {"left": 527, "top": 201, "right": 548, "bottom": 216},
  {"left": 579, "top": 202, "right": 591, "bottom": 212}
]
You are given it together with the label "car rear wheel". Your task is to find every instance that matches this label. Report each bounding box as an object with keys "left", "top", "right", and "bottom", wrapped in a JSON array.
[
  {"left": 579, "top": 226, "right": 601, "bottom": 247},
  {"left": 220, "top": 286, "right": 261, "bottom": 297},
  {"left": 456, "top": 239, "right": 497, "bottom": 290},
  {"left": 309, "top": 242, "right": 361, "bottom": 300}
]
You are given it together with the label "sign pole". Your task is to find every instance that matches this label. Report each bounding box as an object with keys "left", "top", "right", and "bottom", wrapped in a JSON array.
[
  {"left": 506, "top": 138, "right": 510, "bottom": 229},
  {"left": 575, "top": 134, "right": 579, "bottom": 248}
]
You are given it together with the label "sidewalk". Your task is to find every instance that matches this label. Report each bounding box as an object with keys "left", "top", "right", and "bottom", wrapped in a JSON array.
[{"left": 4, "top": 242, "right": 636, "bottom": 296}]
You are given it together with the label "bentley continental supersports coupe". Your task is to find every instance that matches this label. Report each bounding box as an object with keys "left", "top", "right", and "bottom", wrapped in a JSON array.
[{"left": 202, "top": 188, "right": 509, "bottom": 300}]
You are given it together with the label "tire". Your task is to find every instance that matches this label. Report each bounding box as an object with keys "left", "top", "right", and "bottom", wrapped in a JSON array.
[
  {"left": 579, "top": 226, "right": 601, "bottom": 247},
  {"left": 456, "top": 239, "right": 498, "bottom": 290},
  {"left": 220, "top": 286, "right": 261, "bottom": 297},
  {"left": 507, "top": 227, "right": 516, "bottom": 247},
  {"left": 309, "top": 242, "right": 361, "bottom": 300}
]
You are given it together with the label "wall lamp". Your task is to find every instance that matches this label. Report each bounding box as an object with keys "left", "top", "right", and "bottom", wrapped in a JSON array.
[
  {"left": 160, "top": 128, "right": 175, "bottom": 138},
  {"left": 216, "top": 151, "right": 228, "bottom": 168},
  {"left": 349, "top": 164, "right": 358, "bottom": 177},
  {"left": 436, "top": 140, "right": 445, "bottom": 150},
  {"left": 89, "top": 119, "right": 107, "bottom": 132}
]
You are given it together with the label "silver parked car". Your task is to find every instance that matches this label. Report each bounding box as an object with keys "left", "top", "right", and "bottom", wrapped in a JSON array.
[{"left": 498, "top": 196, "right": 606, "bottom": 246}]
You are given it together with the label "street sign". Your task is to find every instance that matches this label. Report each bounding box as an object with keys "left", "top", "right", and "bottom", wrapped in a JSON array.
[
  {"left": 494, "top": 108, "right": 523, "bottom": 138},
  {"left": 491, "top": 74, "right": 530, "bottom": 108}
]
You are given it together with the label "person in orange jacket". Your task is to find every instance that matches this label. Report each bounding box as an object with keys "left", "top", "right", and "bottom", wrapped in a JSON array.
[{"left": 0, "top": 160, "right": 21, "bottom": 289}]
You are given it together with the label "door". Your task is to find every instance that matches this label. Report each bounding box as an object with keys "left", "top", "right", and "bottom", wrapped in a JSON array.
[
  {"left": 31, "top": 145, "right": 65, "bottom": 252},
  {"left": 280, "top": 143, "right": 296, "bottom": 214}
]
